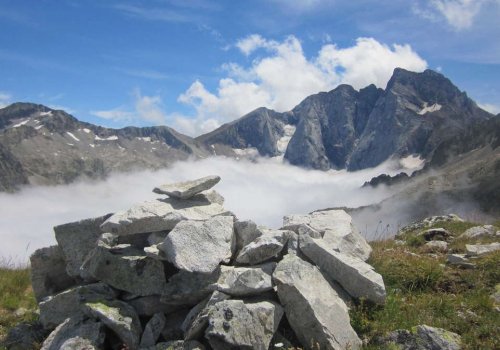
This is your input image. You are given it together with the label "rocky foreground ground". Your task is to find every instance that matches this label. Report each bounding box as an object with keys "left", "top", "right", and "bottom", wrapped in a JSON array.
[{"left": 1, "top": 176, "right": 499, "bottom": 350}]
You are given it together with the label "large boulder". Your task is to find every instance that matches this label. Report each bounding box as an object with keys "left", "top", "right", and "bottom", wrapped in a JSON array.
[
  {"left": 161, "top": 269, "right": 221, "bottom": 307},
  {"left": 153, "top": 175, "right": 221, "bottom": 199},
  {"left": 83, "top": 299, "right": 142, "bottom": 350},
  {"left": 54, "top": 214, "right": 111, "bottom": 279},
  {"left": 40, "top": 316, "right": 105, "bottom": 350},
  {"left": 100, "top": 197, "right": 225, "bottom": 235},
  {"left": 182, "top": 291, "right": 230, "bottom": 341},
  {"left": 161, "top": 216, "right": 234, "bottom": 273},
  {"left": 299, "top": 235, "right": 386, "bottom": 304},
  {"left": 460, "top": 225, "right": 498, "bottom": 239},
  {"left": 213, "top": 263, "right": 275, "bottom": 296},
  {"left": 30, "top": 246, "right": 76, "bottom": 302},
  {"left": 235, "top": 230, "right": 288, "bottom": 265},
  {"left": 283, "top": 209, "right": 372, "bottom": 261},
  {"left": 273, "top": 255, "right": 362, "bottom": 350},
  {"left": 39, "top": 283, "right": 117, "bottom": 329},
  {"left": 205, "top": 299, "right": 283, "bottom": 350},
  {"left": 81, "top": 243, "right": 168, "bottom": 296}
]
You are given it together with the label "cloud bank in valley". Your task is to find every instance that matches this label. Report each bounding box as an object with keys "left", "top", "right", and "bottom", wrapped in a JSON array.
[{"left": 0, "top": 157, "right": 407, "bottom": 264}]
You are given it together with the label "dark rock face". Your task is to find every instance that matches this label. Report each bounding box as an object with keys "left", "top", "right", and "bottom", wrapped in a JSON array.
[{"left": 198, "top": 68, "right": 492, "bottom": 171}]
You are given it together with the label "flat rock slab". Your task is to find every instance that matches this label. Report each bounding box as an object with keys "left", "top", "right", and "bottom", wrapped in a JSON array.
[
  {"left": 273, "top": 254, "right": 362, "bottom": 350},
  {"left": 39, "top": 283, "right": 117, "bottom": 329},
  {"left": 283, "top": 209, "right": 372, "bottom": 261},
  {"left": 83, "top": 299, "right": 142, "bottom": 350},
  {"left": 205, "top": 299, "right": 283, "bottom": 350},
  {"left": 460, "top": 225, "right": 498, "bottom": 239},
  {"left": 100, "top": 197, "right": 225, "bottom": 235},
  {"left": 300, "top": 235, "right": 386, "bottom": 304},
  {"left": 213, "top": 263, "right": 275, "bottom": 296},
  {"left": 182, "top": 291, "right": 230, "bottom": 341},
  {"left": 82, "top": 243, "right": 168, "bottom": 296},
  {"left": 236, "top": 230, "right": 287, "bottom": 265},
  {"left": 54, "top": 214, "right": 111, "bottom": 279},
  {"left": 153, "top": 175, "right": 221, "bottom": 199},
  {"left": 40, "top": 316, "right": 104, "bottom": 350},
  {"left": 466, "top": 242, "right": 500, "bottom": 256},
  {"left": 140, "top": 313, "right": 166, "bottom": 348},
  {"left": 161, "top": 216, "right": 234, "bottom": 273},
  {"left": 30, "top": 245, "right": 76, "bottom": 302}
]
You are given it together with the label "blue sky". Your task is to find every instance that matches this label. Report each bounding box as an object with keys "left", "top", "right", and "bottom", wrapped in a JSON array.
[{"left": 0, "top": 0, "right": 499, "bottom": 136}]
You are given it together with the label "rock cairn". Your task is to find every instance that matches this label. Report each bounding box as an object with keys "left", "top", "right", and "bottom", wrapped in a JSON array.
[{"left": 28, "top": 175, "right": 386, "bottom": 350}]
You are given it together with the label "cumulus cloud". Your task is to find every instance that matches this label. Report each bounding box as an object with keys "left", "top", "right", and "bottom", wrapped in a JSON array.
[
  {"left": 174, "top": 35, "right": 427, "bottom": 136},
  {"left": 0, "top": 156, "right": 411, "bottom": 264},
  {"left": 0, "top": 91, "right": 12, "bottom": 108},
  {"left": 91, "top": 89, "right": 167, "bottom": 125}
]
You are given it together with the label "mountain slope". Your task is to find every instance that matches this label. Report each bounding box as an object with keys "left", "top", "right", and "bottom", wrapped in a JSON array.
[
  {"left": 197, "top": 69, "right": 492, "bottom": 170},
  {"left": 0, "top": 103, "right": 209, "bottom": 190}
]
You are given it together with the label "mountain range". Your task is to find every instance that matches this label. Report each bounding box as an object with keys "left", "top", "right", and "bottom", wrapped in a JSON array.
[{"left": 0, "top": 68, "right": 498, "bottom": 205}]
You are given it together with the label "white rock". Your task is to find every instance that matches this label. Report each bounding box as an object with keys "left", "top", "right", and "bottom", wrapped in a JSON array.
[
  {"left": 299, "top": 235, "right": 386, "bottom": 304},
  {"left": 236, "top": 230, "right": 287, "bottom": 265},
  {"left": 425, "top": 240, "right": 448, "bottom": 252},
  {"left": 460, "top": 225, "right": 497, "bottom": 239},
  {"left": 161, "top": 216, "right": 234, "bottom": 273},
  {"left": 100, "top": 197, "right": 225, "bottom": 235},
  {"left": 40, "top": 316, "right": 104, "bottom": 350},
  {"left": 466, "top": 242, "right": 500, "bottom": 256},
  {"left": 153, "top": 175, "right": 221, "bottom": 199},
  {"left": 283, "top": 209, "right": 372, "bottom": 261},
  {"left": 272, "top": 255, "right": 362, "bottom": 350},
  {"left": 213, "top": 263, "right": 275, "bottom": 296}
]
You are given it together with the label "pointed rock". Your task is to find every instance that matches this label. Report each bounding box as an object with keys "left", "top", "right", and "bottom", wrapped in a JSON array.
[
  {"left": 40, "top": 316, "right": 104, "bottom": 350},
  {"left": 39, "top": 283, "right": 117, "bottom": 329},
  {"left": 161, "top": 216, "right": 234, "bottom": 273},
  {"left": 213, "top": 263, "right": 275, "bottom": 296},
  {"left": 182, "top": 291, "right": 230, "bottom": 341},
  {"left": 273, "top": 255, "right": 362, "bottom": 350},
  {"left": 283, "top": 209, "right": 372, "bottom": 261},
  {"left": 153, "top": 175, "right": 221, "bottom": 199},
  {"left": 205, "top": 299, "right": 283, "bottom": 350},
  {"left": 83, "top": 299, "right": 142, "bottom": 350},
  {"left": 81, "top": 243, "right": 168, "bottom": 296},
  {"left": 100, "top": 196, "right": 225, "bottom": 235},
  {"left": 300, "top": 234, "right": 386, "bottom": 304},
  {"left": 236, "top": 230, "right": 288, "bottom": 265},
  {"left": 30, "top": 245, "right": 76, "bottom": 302},
  {"left": 140, "top": 313, "right": 166, "bottom": 348},
  {"left": 54, "top": 214, "right": 111, "bottom": 279}
]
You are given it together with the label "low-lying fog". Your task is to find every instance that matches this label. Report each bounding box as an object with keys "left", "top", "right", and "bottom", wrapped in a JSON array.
[{"left": 0, "top": 156, "right": 414, "bottom": 264}]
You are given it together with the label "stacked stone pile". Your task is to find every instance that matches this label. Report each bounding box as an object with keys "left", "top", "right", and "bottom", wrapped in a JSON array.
[{"left": 28, "top": 175, "right": 386, "bottom": 350}]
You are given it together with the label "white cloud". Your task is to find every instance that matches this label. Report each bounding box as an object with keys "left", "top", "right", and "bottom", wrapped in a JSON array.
[
  {"left": 91, "top": 89, "right": 167, "bottom": 125},
  {"left": 270, "top": 0, "right": 331, "bottom": 12},
  {"left": 478, "top": 102, "right": 500, "bottom": 114},
  {"left": 0, "top": 156, "right": 407, "bottom": 264},
  {"left": 176, "top": 35, "right": 427, "bottom": 136},
  {"left": 0, "top": 91, "right": 12, "bottom": 108}
]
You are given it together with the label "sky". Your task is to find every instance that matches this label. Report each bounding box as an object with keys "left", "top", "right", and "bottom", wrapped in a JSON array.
[{"left": 0, "top": 0, "right": 499, "bottom": 136}]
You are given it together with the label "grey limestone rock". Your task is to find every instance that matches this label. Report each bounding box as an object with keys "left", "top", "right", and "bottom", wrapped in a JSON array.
[
  {"left": 466, "top": 242, "right": 500, "bottom": 256},
  {"left": 213, "top": 263, "right": 275, "bottom": 296},
  {"left": 299, "top": 235, "right": 386, "bottom": 304},
  {"left": 273, "top": 254, "right": 362, "bottom": 350},
  {"left": 460, "top": 225, "right": 498, "bottom": 239},
  {"left": 381, "top": 325, "right": 461, "bottom": 350},
  {"left": 205, "top": 299, "right": 283, "bottom": 350},
  {"left": 234, "top": 220, "right": 263, "bottom": 251},
  {"left": 153, "top": 175, "right": 221, "bottom": 199},
  {"left": 425, "top": 240, "right": 449, "bottom": 252},
  {"left": 235, "top": 230, "right": 287, "bottom": 265},
  {"left": 30, "top": 245, "right": 76, "bottom": 302},
  {"left": 182, "top": 291, "right": 230, "bottom": 341},
  {"left": 283, "top": 209, "right": 372, "bottom": 261},
  {"left": 54, "top": 214, "right": 111, "bottom": 279},
  {"left": 83, "top": 299, "right": 142, "bottom": 350},
  {"left": 447, "top": 254, "right": 475, "bottom": 269},
  {"left": 100, "top": 196, "right": 225, "bottom": 235},
  {"left": 39, "top": 282, "right": 117, "bottom": 329},
  {"left": 40, "top": 316, "right": 105, "bottom": 350},
  {"left": 81, "top": 243, "right": 168, "bottom": 296},
  {"left": 140, "top": 313, "right": 166, "bottom": 348},
  {"left": 161, "top": 216, "right": 234, "bottom": 273}
]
